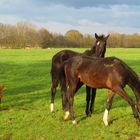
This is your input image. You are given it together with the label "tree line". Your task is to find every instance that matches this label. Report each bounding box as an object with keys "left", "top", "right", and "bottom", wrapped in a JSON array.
[{"left": 0, "top": 22, "right": 140, "bottom": 49}]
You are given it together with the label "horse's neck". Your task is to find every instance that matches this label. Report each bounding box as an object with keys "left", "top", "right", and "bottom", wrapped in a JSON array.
[{"left": 83, "top": 46, "right": 96, "bottom": 56}]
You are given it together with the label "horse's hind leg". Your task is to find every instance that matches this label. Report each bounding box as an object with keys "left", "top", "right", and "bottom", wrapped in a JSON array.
[
  {"left": 50, "top": 79, "right": 58, "bottom": 112},
  {"left": 115, "top": 87, "right": 140, "bottom": 125},
  {"left": 90, "top": 88, "right": 96, "bottom": 115},
  {"left": 103, "top": 90, "right": 115, "bottom": 126}
]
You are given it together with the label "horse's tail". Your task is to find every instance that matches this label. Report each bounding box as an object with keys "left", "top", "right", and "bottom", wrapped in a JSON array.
[
  {"left": 126, "top": 65, "right": 140, "bottom": 113},
  {"left": 50, "top": 61, "right": 54, "bottom": 82},
  {"left": 51, "top": 61, "right": 56, "bottom": 82},
  {"left": 60, "top": 62, "right": 67, "bottom": 90},
  {"left": 51, "top": 57, "right": 61, "bottom": 86},
  {"left": 51, "top": 52, "right": 69, "bottom": 86}
]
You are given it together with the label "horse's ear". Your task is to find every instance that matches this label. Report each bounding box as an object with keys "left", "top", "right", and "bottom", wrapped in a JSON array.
[
  {"left": 95, "top": 33, "right": 99, "bottom": 39},
  {"left": 104, "top": 34, "right": 110, "bottom": 40}
]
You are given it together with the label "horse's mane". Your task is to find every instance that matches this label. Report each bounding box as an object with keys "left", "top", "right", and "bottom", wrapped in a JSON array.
[
  {"left": 98, "top": 34, "right": 105, "bottom": 38},
  {"left": 83, "top": 46, "right": 96, "bottom": 56}
]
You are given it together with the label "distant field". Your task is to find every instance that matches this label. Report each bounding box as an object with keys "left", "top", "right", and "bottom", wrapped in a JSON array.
[{"left": 0, "top": 48, "right": 140, "bottom": 140}]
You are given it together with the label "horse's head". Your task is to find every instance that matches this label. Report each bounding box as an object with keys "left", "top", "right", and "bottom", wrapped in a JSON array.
[{"left": 94, "top": 33, "right": 110, "bottom": 57}]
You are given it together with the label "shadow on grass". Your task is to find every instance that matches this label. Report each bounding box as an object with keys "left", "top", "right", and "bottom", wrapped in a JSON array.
[
  {"left": 109, "top": 113, "right": 133, "bottom": 125},
  {"left": 0, "top": 60, "right": 63, "bottom": 100},
  {"left": 1, "top": 90, "right": 51, "bottom": 111},
  {"left": 76, "top": 108, "right": 133, "bottom": 125},
  {"left": 0, "top": 60, "right": 54, "bottom": 109}
]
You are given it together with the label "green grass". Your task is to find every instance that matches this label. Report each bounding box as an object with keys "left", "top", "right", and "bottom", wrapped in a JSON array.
[{"left": 0, "top": 48, "right": 140, "bottom": 140}]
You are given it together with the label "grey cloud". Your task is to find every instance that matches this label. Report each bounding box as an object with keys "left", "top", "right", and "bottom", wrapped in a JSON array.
[{"left": 32, "top": 0, "right": 140, "bottom": 8}]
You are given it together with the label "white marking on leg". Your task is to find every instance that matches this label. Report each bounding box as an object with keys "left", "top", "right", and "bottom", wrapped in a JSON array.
[
  {"left": 103, "top": 109, "right": 109, "bottom": 126},
  {"left": 63, "top": 111, "right": 70, "bottom": 120},
  {"left": 50, "top": 103, "right": 54, "bottom": 112},
  {"left": 72, "top": 120, "right": 77, "bottom": 125}
]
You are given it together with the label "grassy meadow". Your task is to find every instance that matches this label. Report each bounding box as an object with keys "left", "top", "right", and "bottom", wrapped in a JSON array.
[{"left": 0, "top": 48, "right": 140, "bottom": 140}]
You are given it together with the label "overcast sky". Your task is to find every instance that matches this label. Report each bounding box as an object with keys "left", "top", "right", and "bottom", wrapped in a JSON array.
[{"left": 0, "top": 0, "right": 140, "bottom": 35}]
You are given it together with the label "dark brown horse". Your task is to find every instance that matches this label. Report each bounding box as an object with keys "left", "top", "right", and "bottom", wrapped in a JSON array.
[
  {"left": 50, "top": 33, "right": 109, "bottom": 116},
  {"left": 61, "top": 56, "right": 140, "bottom": 125}
]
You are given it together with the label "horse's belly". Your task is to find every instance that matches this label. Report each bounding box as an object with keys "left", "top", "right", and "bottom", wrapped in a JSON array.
[{"left": 78, "top": 74, "right": 106, "bottom": 88}]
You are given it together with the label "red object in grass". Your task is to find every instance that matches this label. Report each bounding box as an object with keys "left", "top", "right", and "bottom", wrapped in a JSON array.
[{"left": 0, "top": 86, "right": 5, "bottom": 103}]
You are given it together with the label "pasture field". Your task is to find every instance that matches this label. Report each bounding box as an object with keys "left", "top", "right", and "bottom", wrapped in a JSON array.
[{"left": 0, "top": 48, "right": 140, "bottom": 140}]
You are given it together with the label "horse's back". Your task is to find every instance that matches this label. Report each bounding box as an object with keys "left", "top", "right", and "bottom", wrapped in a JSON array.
[{"left": 52, "top": 50, "right": 79, "bottom": 62}]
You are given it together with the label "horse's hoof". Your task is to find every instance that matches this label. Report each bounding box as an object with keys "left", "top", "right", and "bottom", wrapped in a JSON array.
[
  {"left": 72, "top": 120, "right": 77, "bottom": 126},
  {"left": 51, "top": 112, "right": 57, "bottom": 119},
  {"left": 86, "top": 111, "right": 92, "bottom": 117},
  {"left": 103, "top": 120, "right": 108, "bottom": 126},
  {"left": 86, "top": 113, "right": 92, "bottom": 117},
  {"left": 89, "top": 112, "right": 92, "bottom": 117},
  {"left": 103, "top": 109, "right": 109, "bottom": 126},
  {"left": 63, "top": 111, "right": 70, "bottom": 120},
  {"left": 50, "top": 103, "right": 55, "bottom": 113}
]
